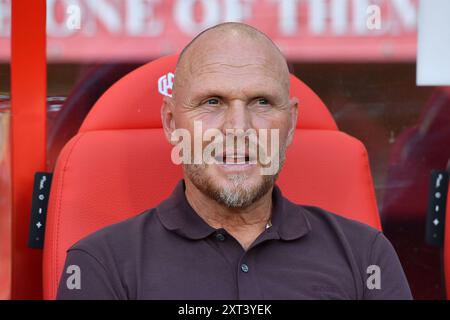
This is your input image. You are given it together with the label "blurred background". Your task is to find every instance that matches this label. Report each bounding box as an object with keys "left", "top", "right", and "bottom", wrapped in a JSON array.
[{"left": 1, "top": 0, "right": 450, "bottom": 299}]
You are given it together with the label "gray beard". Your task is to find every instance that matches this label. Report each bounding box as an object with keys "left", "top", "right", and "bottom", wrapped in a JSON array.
[{"left": 184, "top": 150, "right": 286, "bottom": 209}]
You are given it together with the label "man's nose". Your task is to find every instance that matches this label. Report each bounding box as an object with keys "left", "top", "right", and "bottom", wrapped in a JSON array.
[{"left": 222, "top": 100, "right": 252, "bottom": 132}]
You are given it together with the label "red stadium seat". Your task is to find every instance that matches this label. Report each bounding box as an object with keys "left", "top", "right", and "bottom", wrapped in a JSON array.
[{"left": 43, "top": 54, "right": 381, "bottom": 299}]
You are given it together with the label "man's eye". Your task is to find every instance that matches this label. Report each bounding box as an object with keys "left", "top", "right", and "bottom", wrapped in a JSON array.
[
  {"left": 204, "top": 98, "right": 220, "bottom": 105},
  {"left": 257, "top": 98, "right": 270, "bottom": 106}
]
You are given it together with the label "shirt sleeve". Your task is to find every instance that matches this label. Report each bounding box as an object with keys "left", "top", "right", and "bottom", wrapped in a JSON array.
[
  {"left": 56, "top": 249, "right": 123, "bottom": 300},
  {"left": 363, "top": 232, "right": 413, "bottom": 300}
]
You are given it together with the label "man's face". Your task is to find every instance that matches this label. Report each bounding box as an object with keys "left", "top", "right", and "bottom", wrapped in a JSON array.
[{"left": 166, "top": 36, "right": 297, "bottom": 208}]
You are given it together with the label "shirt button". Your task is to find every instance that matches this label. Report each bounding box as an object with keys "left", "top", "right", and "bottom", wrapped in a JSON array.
[
  {"left": 215, "top": 233, "right": 226, "bottom": 241},
  {"left": 241, "top": 263, "right": 249, "bottom": 273}
]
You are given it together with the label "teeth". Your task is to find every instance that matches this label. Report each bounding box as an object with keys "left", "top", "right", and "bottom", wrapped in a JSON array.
[
  {"left": 222, "top": 157, "right": 251, "bottom": 164},
  {"left": 214, "top": 154, "right": 256, "bottom": 164}
]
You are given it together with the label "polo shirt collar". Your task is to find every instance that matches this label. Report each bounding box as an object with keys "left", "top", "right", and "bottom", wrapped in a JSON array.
[{"left": 156, "top": 180, "right": 311, "bottom": 241}]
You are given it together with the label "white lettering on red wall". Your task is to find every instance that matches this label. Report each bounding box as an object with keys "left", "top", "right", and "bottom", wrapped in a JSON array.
[{"left": 0, "top": 0, "right": 418, "bottom": 62}]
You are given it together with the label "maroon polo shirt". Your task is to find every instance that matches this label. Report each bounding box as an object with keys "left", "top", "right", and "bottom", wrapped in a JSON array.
[{"left": 57, "top": 180, "right": 412, "bottom": 300}]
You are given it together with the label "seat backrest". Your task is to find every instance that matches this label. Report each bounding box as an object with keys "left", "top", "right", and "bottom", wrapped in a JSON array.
[{"left": 43, "top": 54, "right": 381, "bottom": 299}]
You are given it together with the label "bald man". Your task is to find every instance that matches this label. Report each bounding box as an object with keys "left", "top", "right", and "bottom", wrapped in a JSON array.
[{"left": 57, "top": 23, "right": 412, "bottom": 300}]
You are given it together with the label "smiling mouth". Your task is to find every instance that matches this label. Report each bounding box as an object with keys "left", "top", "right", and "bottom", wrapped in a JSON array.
[{"left": 214, "top": 153, "right": 257, "bottom": 165}]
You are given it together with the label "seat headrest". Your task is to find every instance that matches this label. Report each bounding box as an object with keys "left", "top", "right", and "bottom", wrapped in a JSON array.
[{"left": 79, "top": 55, "right": 337, "bottom": 133}]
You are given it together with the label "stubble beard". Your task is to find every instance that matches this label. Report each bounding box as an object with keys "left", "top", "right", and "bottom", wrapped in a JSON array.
[{"left": 184, "top": 146, "right": 286, "bottom": 209}]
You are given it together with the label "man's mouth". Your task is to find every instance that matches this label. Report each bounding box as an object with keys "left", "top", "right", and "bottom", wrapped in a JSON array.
[
  {"left": 210, "top": 151, "right": 257, "bottom": 173},
  {"left": 215, "top": 153, "right": 256, "bottom": 165}
]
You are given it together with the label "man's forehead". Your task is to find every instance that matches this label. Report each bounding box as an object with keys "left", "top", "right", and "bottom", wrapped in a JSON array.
[
  {"left": 187, "top": 70, "right": 286, "bottom": 97},
  {"left": 188, "top": 53, "right": 280, "bottom": 77},
  {"left": 174, "top": 61, "right": 289, "bottom": 101},
  {"left": 184, "top": 42, "right": 286, "bottom": 78}
]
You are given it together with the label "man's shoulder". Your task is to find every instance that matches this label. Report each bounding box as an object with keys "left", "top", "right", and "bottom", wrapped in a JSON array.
[
  {"left": 292, "top": 203, "right": 412, "bottom": 300},
  {"left": 68, "top": 208, "right": 159, "bottom": 254},
  {"left": 295, "top": 202, "right": 381, "bottom": 247}
]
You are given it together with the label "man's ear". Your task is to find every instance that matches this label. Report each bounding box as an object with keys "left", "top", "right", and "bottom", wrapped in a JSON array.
[
  {"left": 161, "top": 96, "right": 176, "bottom": 144},
  {"left": 286, "top": 96, "right": 299, "bottom": 147}
]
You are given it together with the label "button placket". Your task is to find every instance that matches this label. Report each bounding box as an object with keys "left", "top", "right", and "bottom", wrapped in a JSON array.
[{"left": 236, "top": 252, "right": 264, "bottom": 299}]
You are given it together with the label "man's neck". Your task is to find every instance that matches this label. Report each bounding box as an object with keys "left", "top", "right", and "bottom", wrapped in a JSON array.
[{"left": 184, "top": 178, "right": 273, "bottom": 250}]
